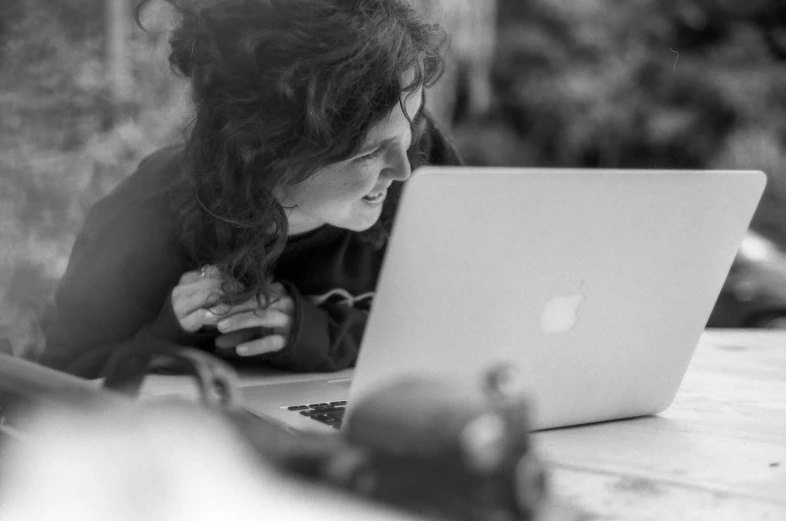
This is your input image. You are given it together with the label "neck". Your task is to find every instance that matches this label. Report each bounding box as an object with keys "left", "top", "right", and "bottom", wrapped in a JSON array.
[{"left": 285, "top": 208, "right": 325, "bottom": 236}]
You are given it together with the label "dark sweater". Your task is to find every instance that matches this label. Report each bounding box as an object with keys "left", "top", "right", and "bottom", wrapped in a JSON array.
[{"left": 40, "top": 113, "right": 461, "bottom": 378}]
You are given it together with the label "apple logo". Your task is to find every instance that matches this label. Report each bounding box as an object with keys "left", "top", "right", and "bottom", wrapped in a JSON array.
[{"left": 540, "top": 283, "right": 586, "bottom": 335}]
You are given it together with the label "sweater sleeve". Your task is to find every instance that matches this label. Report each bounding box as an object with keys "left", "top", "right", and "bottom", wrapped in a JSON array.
[
  {"left": 260, "top": 283, "right": 366, "bottom": 372},
  {"left": 39, "top": 161, "right": 207, "bottom": 378},
  {"left": 42, "top": 274, "right": 215, "bottom": 379}
]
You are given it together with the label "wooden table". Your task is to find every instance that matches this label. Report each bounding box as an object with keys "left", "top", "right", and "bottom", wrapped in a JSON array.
[
  {"left": 533, "top": 329, "right": 786, "bottom": 520},
  {"left": 135, "top": 329, "right": 786, "bottom": 520}
]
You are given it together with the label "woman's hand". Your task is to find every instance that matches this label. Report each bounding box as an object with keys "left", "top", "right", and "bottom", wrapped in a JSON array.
[
  {"left": 170, "top": 266, "right": 293, "bottom": 356},
  {"left": 170, "top": 266, "right": 239, "bottom": 332},
  {"left": 213, "top": 282, "right": 294, "bottom": 357}
]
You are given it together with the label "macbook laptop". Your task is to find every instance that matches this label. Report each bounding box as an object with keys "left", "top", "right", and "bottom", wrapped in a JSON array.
[{"left": 240, "top": 167, "right": 766, "bottom": 434}]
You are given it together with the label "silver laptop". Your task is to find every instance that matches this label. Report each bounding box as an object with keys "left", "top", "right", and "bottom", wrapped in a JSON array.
[{"left": 241, "top": 167, "right": 766, "bottom": 434}]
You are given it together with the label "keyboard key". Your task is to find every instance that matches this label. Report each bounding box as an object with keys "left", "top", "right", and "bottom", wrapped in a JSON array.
[
  {"left": 312, "top": 406, "right": 344, "bottom": 414},
  {"left": 287, "top": 405, "right": 308, "bottom": 410},
  {"left": 329, "top": 401, "right": 347, "bottom": 406},
  {"left": 309, "top": 403, "right": 329, "bottom": 408}
]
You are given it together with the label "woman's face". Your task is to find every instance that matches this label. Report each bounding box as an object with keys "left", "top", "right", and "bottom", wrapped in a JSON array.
[{"left": 277, "top": 86, "right": 424, "bottom": 235}]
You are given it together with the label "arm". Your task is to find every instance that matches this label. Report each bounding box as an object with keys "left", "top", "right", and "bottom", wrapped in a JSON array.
[
  {"left": 263, "top": 283, "right": 368, "bottom": 372},
  {"left": 207, "top": 281, "right": 366, "bottom": 372},
  {"left": 40, "top": 191, "right": 207, "bottom": 378},
  {"left": 43, "top": 285, "right": 216, "bottom": 379}
]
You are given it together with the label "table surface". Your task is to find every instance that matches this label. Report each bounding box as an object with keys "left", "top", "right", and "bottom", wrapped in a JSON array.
[
  {"left": 138, "top": 329, "right": 786, "bottom": 520},
  {"left": 533, "top": 329, "right": 786, "bottom": 520}
]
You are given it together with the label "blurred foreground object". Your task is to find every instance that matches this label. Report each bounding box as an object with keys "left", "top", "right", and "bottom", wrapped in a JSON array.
[
  {"left": 341, "top": 366, "right": 548, "bottom": 521},
  {"left": 0, "top": 348, "right": 573, "bottom": 521},
  {"left": 1, "top": 400, "right": 330, "bottom": 521},
  {"left": 709, "top": 230, "right": 786, "bottom": 328}
]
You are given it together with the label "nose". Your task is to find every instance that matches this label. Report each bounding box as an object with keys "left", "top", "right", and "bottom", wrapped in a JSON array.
[{"left": 382, "top": 145, "right": 412, "bottom": 182}]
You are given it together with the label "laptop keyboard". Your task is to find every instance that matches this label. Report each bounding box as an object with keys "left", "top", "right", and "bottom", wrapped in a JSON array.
[{"left": 286, "top": 401, "right": 347, "bottom": 429}]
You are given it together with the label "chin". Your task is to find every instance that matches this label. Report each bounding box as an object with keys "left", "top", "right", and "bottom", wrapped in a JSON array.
[
  {"left": 341, "top": 214, "right": 382, "bottom": 232},
  {"left": 343, "top": 205, "right": 384, "bottom": 232},
  {"left": 343, "top": 219, "right": 379, "bottom": 232}
]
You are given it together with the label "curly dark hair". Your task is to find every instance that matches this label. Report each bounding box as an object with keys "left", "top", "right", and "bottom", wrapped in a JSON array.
[{"left": 135, "top": 0, "right": 447, "bottom": 305}]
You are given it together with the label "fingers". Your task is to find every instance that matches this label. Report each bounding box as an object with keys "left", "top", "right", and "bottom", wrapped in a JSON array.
[
  {"left": 172, "top": 267, "right": 293, "bottom": 337},
  {"left": 216, "top": 309, "right": 291, "bottom": 333},
  {"left": 179, "top": 308, "right": 216, "bottom": 333},
  {"left": 236, "top": 334, "right": 286, "bottom": 356},
  {"left": 207, "top": 297, "right": 260, "bottom": 317},
  {"left": 263, "top": 282, "right": 295, "bottom": 314},
  {"left": 214, "top": 330, "right": 285, "bottom": 356},
  {"left": 201, "top": 265, "right": 221, "bottom": 278},
  {"left": 178, "top": 270, "right": 204, "bottom": 285},
  {"left": 177, "top": 293, "right": 252, "bottom": 332},
  {"left": 172, "top": 281, "right": 225, "bottom": 323},
  {"left": 172, "top": 266, "right": 247, "bottom": 332},
  {"left": 212, "top": 305, "right": 292, "bottom": 357},
  {"left": 214, "top": 328, "right": 270, "bottom": 350},
  {"left": 177, "top": 265, "right": 222, "bottom": 285}
]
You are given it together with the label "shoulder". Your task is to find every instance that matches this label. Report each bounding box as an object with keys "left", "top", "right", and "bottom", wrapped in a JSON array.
[
  {"left": 81, "top": 145, "right": 186, "bottom": 243},
  {"left": 58, "top": 146, "right": 193, "bottom": 320},
  {"left": 69, "top": 145, "right": 192, "bottom": 292}
]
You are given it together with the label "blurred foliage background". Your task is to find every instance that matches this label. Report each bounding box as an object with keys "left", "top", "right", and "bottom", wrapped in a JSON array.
[{"left": 1, "top": 0, "right": 785, "bottom": 358}]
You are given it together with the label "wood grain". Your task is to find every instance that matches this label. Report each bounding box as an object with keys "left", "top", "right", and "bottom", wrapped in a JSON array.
[{"left": 534, "top": 329, "right": 786, "bottom": 520}]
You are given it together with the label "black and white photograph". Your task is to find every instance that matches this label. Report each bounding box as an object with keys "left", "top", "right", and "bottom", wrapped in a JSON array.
[{"left": 1, "top": 1, "right": 784, "bottom": 519}]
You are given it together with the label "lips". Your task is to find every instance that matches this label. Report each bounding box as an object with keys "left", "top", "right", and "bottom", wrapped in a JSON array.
[{"left": 362, "top": 188, "right": 387, "bottom": 203}]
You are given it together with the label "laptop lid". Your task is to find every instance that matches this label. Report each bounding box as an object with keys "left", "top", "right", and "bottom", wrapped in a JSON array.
[{"left": 345, "top": 167, "right": 766, "bottom": 430}]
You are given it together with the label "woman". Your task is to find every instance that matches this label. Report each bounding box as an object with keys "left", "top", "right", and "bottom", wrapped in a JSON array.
[{"left": 40, "top": 0, "right": 462, "bottom": 378}]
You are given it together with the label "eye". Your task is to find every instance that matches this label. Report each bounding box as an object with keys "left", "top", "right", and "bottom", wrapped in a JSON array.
[{"left": 357, "top": 147, "right": 383, "bottom": 162}]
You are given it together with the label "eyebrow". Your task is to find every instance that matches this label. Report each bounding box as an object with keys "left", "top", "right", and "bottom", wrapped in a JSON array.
[
  {"left": 352, "top": 138, "right": 393, "bottom": 157},
  {"left": 352, "top": 95, "right": 425, "bottom": 158}
]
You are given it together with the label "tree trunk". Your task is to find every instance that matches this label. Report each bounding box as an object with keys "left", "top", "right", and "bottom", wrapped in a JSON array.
[
  {"left": 106, "top": 0, "right": 131, "bottom": 112},
  {"left": 411, "top": 0, "right": 498, "bottom": 130}
]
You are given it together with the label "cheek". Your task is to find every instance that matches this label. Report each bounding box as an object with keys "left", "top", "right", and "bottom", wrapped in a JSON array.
[
  {"left": 288, "top": 164, "right": 378, "bottom": 207},
  {"left": 338, "top": 164, "right": 378, "bottom": 195}
]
